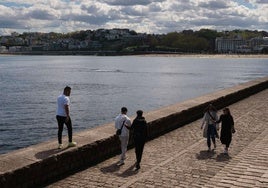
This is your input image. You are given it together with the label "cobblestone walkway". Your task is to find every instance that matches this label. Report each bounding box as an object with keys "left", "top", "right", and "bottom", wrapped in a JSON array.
[{"left": 48, "top": 89, "right": 268, "bottom": 188}]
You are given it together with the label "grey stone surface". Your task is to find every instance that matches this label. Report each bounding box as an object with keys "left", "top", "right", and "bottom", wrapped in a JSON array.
[{"left": 48, "top": 88, "right": 268, "bottom": 188}]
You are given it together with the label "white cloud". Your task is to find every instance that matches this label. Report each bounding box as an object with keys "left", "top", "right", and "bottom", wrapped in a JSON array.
[{"left": 0, "top": 0, "right": 267, "bottom": 35}]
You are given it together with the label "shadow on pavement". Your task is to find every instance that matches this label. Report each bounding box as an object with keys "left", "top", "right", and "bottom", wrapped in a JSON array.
[
  {"left": 100, "top": 162, "right": 139, "bottom": 177},
  {"left": 196, "top": 150, "right": 232, "bottom": 162},
  {"left": 215, "top": 153, "right": 232, "bottom": 162},
  {"left": 100, "top": 161, "right": 121, "bottom": 173},
  {"left": 196, "top": 150, "right": 216, "bottom": 160},
  {"left": 118, "top": 163, "right": 139, "bottom": 178}
]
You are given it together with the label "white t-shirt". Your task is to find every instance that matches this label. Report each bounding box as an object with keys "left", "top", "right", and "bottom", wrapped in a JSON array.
[
  {"left": 115, "top": 114, "right": 131, "bottom": 137},
  {"left": 56, "top": 94, "right": 70, "bottom": 117}
]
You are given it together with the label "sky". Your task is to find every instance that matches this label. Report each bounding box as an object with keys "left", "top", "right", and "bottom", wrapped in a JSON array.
[{"left": 0, "top": 0, "right": 267, "bottom": 36}]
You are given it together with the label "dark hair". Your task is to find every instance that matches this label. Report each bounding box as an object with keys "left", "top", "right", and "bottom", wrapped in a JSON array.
[
  {"left": 121, "top": 107, "right": 128, "bottom": 113},
  {"left": 64, "top": 86, "right": 71, "bottom": 92},
  {"left": 204, "top": 103, "right": 217, "bottom": 112},
  {"left": 136, "top": 110, "right": 143, "bottom": 117},
  {"left": 223, "top": 107, "right": 231, "bottom": 115}
]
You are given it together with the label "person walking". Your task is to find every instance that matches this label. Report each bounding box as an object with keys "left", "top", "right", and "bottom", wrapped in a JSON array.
[
  {"left": 131, "top": 110, "right": 147, "bottom": 171},
  {"left": 216, "top": 108, "right": 235, "bottom": 155},
  {"left": 201, "top": 104, "right": 218, "bottom": 151},
  {"left": 56, "top": 86, "right": 77, "bottom": 149},
  {"left": 115, "top": 107, "right": 131, "bottom": 166}
]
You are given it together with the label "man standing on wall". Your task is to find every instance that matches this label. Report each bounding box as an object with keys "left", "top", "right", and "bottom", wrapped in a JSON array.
[
  {"left": 115, "top": 107, "right": 132, "bottom": 166},
  {"left": 56, "top": 86, "right": 77, "bottom": 149}
]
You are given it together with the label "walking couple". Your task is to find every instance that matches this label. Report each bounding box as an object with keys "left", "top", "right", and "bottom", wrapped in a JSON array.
[
  {"left": 115, "top": 107, "right": 147, "bottom": 171},
  {"left": 201, "top": 104, "right": 235, "bottom": 155}
]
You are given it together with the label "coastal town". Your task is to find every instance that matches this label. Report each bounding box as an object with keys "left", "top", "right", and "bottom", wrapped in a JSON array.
[{"left": 0, "top": 28, "right": 268, "bottom": 55}]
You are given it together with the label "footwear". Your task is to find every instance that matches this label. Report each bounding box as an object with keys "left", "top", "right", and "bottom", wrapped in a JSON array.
[
  {"left": 58, "top": 144, "right": 63, "bottom": 149},
  {"left": 135, "top": 164, "right": 140, "bottom": 171},
  {"left": 118, "top": 161, "right": 125, "bottom": 166},
  {"left": 207, "top": 147, "right": 211, "bottom": 152},
  {"left": 68, "top": 142, "right": 77, "bottom": 147}
]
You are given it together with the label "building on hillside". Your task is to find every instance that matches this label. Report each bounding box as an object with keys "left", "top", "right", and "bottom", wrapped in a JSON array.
[{"left": 215, "top": 37, "right": 247, "bottom": 53}]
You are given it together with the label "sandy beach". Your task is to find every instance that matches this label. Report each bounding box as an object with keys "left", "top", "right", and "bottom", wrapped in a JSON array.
[{"left": 140, "top": 53, "right": 268, "bottom": 58}]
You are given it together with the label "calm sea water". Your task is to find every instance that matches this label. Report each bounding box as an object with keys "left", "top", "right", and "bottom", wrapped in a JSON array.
[{"left": 0, "top": 55, "right": 267, "bottom": 154}]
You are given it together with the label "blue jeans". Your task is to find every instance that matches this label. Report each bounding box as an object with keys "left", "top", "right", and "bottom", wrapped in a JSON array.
[{"left": 207, "top": 124, "right": 216, "bottom": 148}]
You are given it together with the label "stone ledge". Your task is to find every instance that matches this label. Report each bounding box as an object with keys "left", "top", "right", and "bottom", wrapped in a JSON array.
[{"left": 0, "top": 76, "right": 268, "bottom": 188}]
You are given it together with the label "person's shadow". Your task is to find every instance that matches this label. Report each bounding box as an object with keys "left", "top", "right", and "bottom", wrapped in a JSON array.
[
  {"left": 196, "top": 150, "right": 216, "bottom": 160},
  {"left": 196, "top": 150, "right": 232, "bottom": 162},
  {"left": 100, "top": 162, "right": 121, "bottom": 174},
  {"left": 100, "top": 162, "right": 138, "bottom": 177},
  {"left": 118, "top": 163, "right": 139, "bottom": 177},
  {"left": 215, "top": 153, "right": 232, "bottom": 162}
]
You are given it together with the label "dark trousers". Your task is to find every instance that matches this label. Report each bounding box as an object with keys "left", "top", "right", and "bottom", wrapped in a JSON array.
[
  {"left": 134, "top": 138, "right": 145, "bottom": 164},
  {"left": 56, "top": 115, "right": 72, "bottom": 144},
  {"left": 207, "top": 124, "right": 216, "bottom": 148}
]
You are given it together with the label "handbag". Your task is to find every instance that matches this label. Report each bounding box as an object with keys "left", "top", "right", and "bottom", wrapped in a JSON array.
[{"left": 116, "top": 120, "right": 125, "bottom": 135}]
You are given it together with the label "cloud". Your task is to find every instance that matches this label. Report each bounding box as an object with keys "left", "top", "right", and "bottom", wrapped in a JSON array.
[
  {"left": 198, "top": 1, "right": 229, "bottom": 9},
  {"left": 0, "top": 0, "right": 267, "bottom": 35}
]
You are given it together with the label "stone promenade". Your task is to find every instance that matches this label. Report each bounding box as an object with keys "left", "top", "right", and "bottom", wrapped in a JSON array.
[{"left": 47, "top": 89, "right": 268, "bottom": 188}]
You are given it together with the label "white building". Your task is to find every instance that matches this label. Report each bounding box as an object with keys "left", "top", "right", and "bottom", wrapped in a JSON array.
[
  {"left": 0, "top": 46, "right": 7, "bottom": 53},
  {"left": 215, "top": 37, "right": 247, "bottom": 53}
]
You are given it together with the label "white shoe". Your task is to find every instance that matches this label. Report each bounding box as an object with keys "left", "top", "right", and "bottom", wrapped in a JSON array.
[
  {"left": 68, "top": 142, "right": 77, "bottom": 147},
  {"left": 58, "top": 144, "right": 63, "bottom": 149}
]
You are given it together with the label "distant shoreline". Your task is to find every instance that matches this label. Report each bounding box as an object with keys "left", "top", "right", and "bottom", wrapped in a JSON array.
[
  {"left": 139, "top": 53, "right": 268, "bottom": 58},
  {"left": 0, "top": 52, "right": 268, "bottom": 58}
]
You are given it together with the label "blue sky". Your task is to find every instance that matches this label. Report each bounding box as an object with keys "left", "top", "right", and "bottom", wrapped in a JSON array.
[{"left": 0, "top": 0, "right": 267, "bottom": 35}]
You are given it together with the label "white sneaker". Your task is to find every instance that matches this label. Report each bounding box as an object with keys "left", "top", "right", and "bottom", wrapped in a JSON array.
[
  {"left": 58, "top": 144, "right": 63, "bottom": 149},
  {"left": 68, "top": 142, "right": 77, "bottom": 147}
]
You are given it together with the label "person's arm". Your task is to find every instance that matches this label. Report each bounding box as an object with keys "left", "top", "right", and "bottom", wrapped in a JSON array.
[
  {"left": 231, "top": 116, "right": 236, "bottom": 133},
  {"left": 201, "top": 113, "right": 206, "bottom": 129},
  {"left": 65, "top": 104, "right": 70, "bottom": 122},
  {"left": 215, "top": 115, "right": 222, "bottom": 124},
  {"left": 124, "top": 118, "right": 131, "bottom": 129}
]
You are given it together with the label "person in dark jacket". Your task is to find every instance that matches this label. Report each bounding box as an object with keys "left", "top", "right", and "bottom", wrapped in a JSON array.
[
  {"left": 131, "top": 110, "right": 147, "bottom": 170},
  {"left": 216, "top": 107, "right": 235, "bottom": 155}
]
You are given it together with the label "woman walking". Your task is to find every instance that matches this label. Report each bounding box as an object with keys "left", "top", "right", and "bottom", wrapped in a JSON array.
[
  {"left": 201, "top": 104, "right": 218, "bottom": 151},
  {"left": 216, "top": 108, "right": 235, "bottom": 155},
  {"left": 132, "top": 110, "right": 147, "bottom": 170}
]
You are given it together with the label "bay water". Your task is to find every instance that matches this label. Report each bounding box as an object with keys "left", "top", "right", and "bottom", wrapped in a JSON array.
[{"left": 0, "top": 55, "right": 267, "bottom": 154}]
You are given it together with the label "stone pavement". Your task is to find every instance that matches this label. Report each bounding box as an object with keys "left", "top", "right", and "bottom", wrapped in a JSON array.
[{"left": 47, "top": 89, "right": 268, "bottom": 188}]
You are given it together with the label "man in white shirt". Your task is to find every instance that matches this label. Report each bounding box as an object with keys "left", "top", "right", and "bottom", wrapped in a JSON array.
[
  {"left": 115, "top": 107, "right": 131, "bottom": 165},
  {"left": 56, "top": 86, "right": 76, "bottom": 149}
]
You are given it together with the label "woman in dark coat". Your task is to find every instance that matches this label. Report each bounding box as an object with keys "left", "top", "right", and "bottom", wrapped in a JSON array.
[
  {"left": 131, "top": 110, "right": 147, "bottom": 170},
  {"left": 216, "top": 108, "right": 235, "bottom": 154}
]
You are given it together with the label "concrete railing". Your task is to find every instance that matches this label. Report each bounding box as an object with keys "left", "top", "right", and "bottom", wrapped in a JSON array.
[{"left": 1, "top": 76, "right": 268, "bottom": 188}]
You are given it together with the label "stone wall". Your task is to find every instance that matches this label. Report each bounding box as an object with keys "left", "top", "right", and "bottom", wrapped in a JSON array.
[{"left": 1, "top": 76, "right": 268, "bottom": 188}]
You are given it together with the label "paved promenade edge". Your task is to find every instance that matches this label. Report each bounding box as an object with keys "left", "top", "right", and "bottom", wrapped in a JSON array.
[{"left": 0, "top": 76, "right": 268, "bottom": 188}]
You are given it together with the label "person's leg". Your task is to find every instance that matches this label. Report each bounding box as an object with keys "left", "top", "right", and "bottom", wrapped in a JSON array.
[
  {"left": 136, "top": 142, "right": 142, "bottom": 164},
  {"left": 138, "top": 141, "right": 145, "bottom": 164},
  {"left": 207, "top": 125, "right": 212, "bottom": 150},
  {"left": 56, "top": 116, "right": 64, "bottom": 144},
  {"left": 211, "top": 125, "right": 216, "bottom": 149},
  {"left": 225, "top": 139, "right": 231, "bottom": 153},
  {"left": 65, "top": 117, "right": 73, "bottom": 143},
  {"left": 134, "top": 139, "right": 140, "bottom": 163},
  {"left": 119, "top": 136, "right": 129, "bottom": 163},
  {"left": 212, "top": 136, "right": 216, "bottom": 149}
]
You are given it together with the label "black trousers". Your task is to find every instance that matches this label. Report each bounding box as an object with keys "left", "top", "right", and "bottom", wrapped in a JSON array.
[
  {"left": 134, "top": 138, "right": 145, "bottom": 164},
  {"left": 56, "top": 115, "right": 72, "bottom": 144}
]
